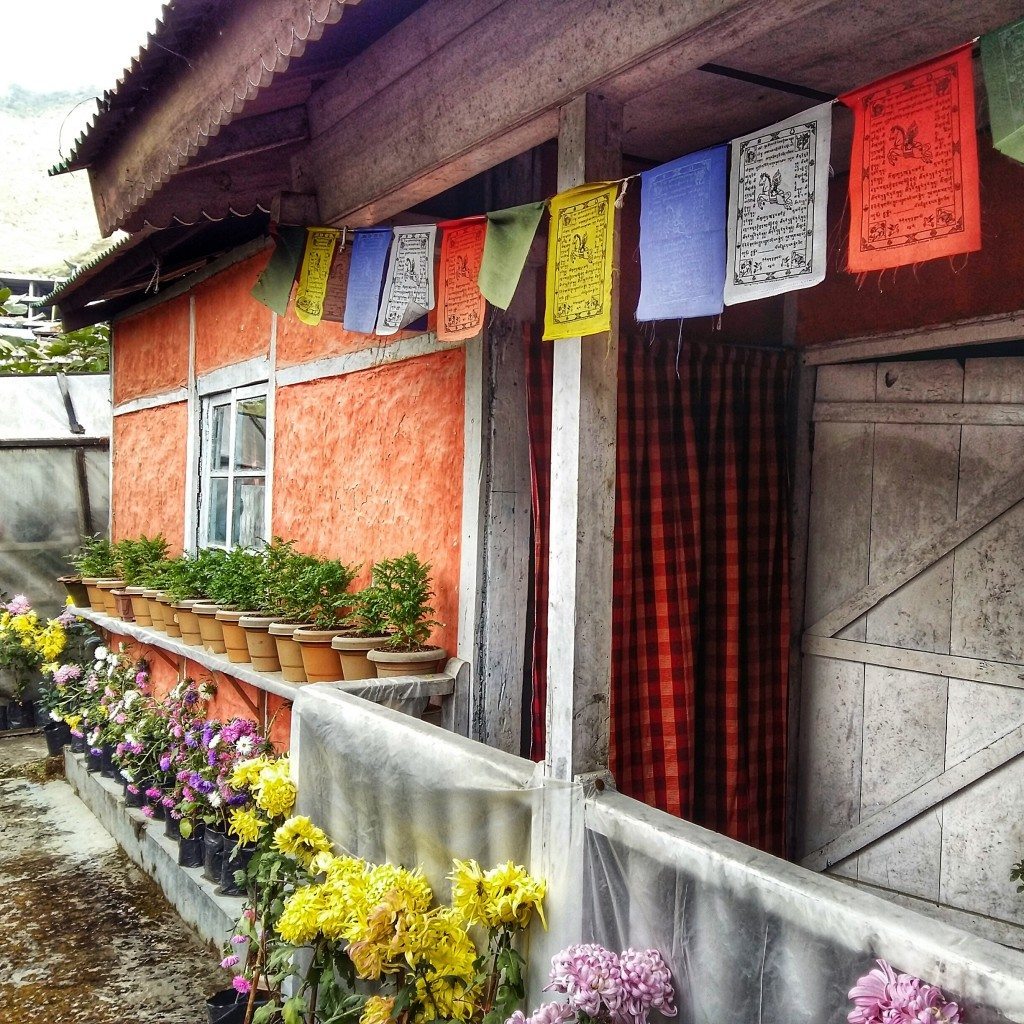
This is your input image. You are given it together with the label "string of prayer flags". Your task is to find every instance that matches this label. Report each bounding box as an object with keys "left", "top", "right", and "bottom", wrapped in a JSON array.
[
  {"left": 343, "top": 228, "right": 392, "bottom": 334},
  {"left": 981, "top": 17, "right": 1024, "bottom": 165},
  {"left": 376, "top": 225, "right": 437, "bottom": 336},
  {"left": 294, "top": 227, "right": 341, "bottom": 326},
  {"left": 320, "top": 242, "right": 352, "bottom": 324},
  {"left": 478, "top": 201, "right": 546, "bottom": 311},
  {"left": 637, "top": 146, "right": 727, "bottom": 321},
  {"left": 437, "top": 217, "right": 487, "bottom": 341},
  {"left": 251, "top": 226, "right": 306, "bottom": 315},
  {"left": 724, "top": 102, "right": 832, "bottom": 305},
  {"left": 842, "top": 45, "right": 980, "bottom": 273},
  {"left": 543, "top": 182, "right": 618, "bottom": 341}
]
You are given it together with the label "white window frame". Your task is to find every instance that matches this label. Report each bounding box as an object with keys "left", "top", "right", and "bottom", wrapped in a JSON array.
[{"left": 197, "top": 382, "right": 271, "bottom": 550}]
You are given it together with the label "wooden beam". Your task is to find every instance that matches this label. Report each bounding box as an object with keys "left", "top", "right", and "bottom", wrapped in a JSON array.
[
  {"left": 814, "top": 401, "right": 1024, "bottom": 426},
  {"left": 805, "top": 471, "right": 1024, "bottom": 639},
  {"left": 801, "top": 721, "right": 1024, "bottom": 871},
  {"left": 270, "top": 192, "right": 321, "bottom": 226},
  {"left": 299, "top": 0, "right": 837, "bottom": 226},
  {"left": 176, "top": 106, "right": 309, "bottom": 176},
  {"left": 545, "top": 94, "right": 622, "bottom": 782},
  {"left": 803, "top": 635, "right": 1024, "bottom": 692}
]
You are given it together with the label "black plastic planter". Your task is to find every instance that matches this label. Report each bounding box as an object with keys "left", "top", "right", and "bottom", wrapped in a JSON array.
[
  {"left": 164, "top": 814, "right": 181, "bottom": 842},
  {"left": 8, "top": 700, "right": 35, "bottom": 729},
  {"left": 217, "top": 841, "right": 255, "bottom": 897},
  {"left": 43, "top": 721, "right": 71, "bottom": 756},
  {"left": 206, "top": 988, "right": 268, "bottom": 1024},
  {"left": 0, "top": 705, "right": 8, "bottom": 731},
  {"left": 202, "top": 826, "right": 225, "bottom": 883},
  {"left": 86, "top": 748, "right": 103, "bottom": 773},
  {"left": 100, "top": 744, "right": 117, "bottom": 778},
  {"left": 124, "top": 783, "right": 145, "bottom": 808},
  {"left": 70, "top": 733, "right": 86, "bottom": 754},
  {"left": 179, "top": 832, "right": 205, "bottom": 868}
]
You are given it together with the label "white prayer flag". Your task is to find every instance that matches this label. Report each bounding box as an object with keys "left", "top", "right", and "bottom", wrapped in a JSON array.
[{"left": 376, "top": 225, "right": 437, "bottom": 335}]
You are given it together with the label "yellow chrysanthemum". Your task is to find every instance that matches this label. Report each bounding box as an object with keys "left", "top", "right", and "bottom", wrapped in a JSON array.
[
  {"left": 360, "top": 995, "right": 395, "bottom": 1024},
  {"left": 414, "top": 968, "right": 477, "bottom": 1022},
  {"left": 276, "top": 884, "right": 325, "bottom": 946},
  {"left": 253, "top": 763, "right": 296, "bottom": 818},
  {"left": 273, "top": 815, "right": 332, "bottom": 867},
  {"left": 228, "top": 807, "right": 266, "bottom": 844},
  {"left": 65, "top": 714, "right": 82, "bottom": 730},
  {"left": 451, "top": 859, "right": 546, "bottom": 930},
  {"left": 229, "top": 755, "right": 274, "bottom": 791}
]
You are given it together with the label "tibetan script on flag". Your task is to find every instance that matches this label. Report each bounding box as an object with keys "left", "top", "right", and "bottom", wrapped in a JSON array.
[
  {"left": 981, "top": 17, "right": 1024, "bottom": 164},
  {"left": 637, "top": 146, "right": 727, "bottom": 321},
  {"left": 437, "top": 217, "right": 487, "bottom": 341},
  {"left": 376, "top": 225, "right": 437, "bottom": 336},
  {"left": 294, "top": 227, "right": 340, "bottom": 326},
  {"left": 843, "top": 45, "right": 980, "bottom": 272},
  {"left": 725, "top": 102, "right": 831, "bottom": 305},
  {"left": 543, "top": 182, "right": 617, "bottom": 341}
]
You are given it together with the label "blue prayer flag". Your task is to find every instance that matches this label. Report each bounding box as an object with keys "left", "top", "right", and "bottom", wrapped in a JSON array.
[
  {"left": 343, "top": 228, "right": 393, "bottom": 334},
  {"left": 636, "top": 146, "right": 727, "bottom": 321}
]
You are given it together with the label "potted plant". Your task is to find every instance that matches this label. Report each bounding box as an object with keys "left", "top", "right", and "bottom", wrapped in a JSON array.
[
  {"left": 237, "top": 540, "right": 301, "bottom": 673},
  {"left": 288, "top": 556, "right": 360, "bottom": 683},
  {"left": 137, "top": 558, "right": 178, "bottom": 635},
  {"left": 164, "top": 550, "right": 226, "bottom": 647},
  {"left": 205, "top": 548, "right": 276, "bottom": 663},
  {"left": 70, "top": 536, "right": 116, "bottom": 611},
  {"left": 332, "top": 572, "right": 393, "bottom": 681},
  {"left": 366, "top": 553, "right": 446, "bottom": 677},
  {"left": 115, "top": 535, "right": 168, "bottom": 625},
  {"left": 265, "top": 551, "right": 321, "bottom": 682}
]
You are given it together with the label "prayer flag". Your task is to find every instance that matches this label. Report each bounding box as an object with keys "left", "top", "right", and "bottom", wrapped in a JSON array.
[
  {"left": 437, "top": 217, "right": 487, "bottom": 341},
  {"left": 376, "top": 225, "right": 437, "bottom": 336},
  {"left": 343, "top": 228, "right": 392, "bottom": 334},
  {"left": 321, "top": 243, "right": 352, "bottom": 324},
  {"left": 843, "top": 45, "right": 980, "bottom": 273},
  {"left": 294, "top": 227, "right": 340, "bottom": 326},
  {"left": 251, "top": 226, "right": 305, "bottom": 315},
  {"left": 478, "top": 201, "right": 546, "bottom": 311},
  {"left": 543, "top": 182, "right": 618, "bottom": 341},
  {"left": 724, "top": 102, "right": 832, "bottom": 305},
  {"left": 637, "top": 146, "right": 727, "bottom": 321},
  {"left": 981, "top": 17, "right": 1024, "bottom": 164}
]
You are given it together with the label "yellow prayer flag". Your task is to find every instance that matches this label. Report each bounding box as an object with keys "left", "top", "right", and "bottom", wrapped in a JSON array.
[
  {"left": 543, "top": 182, "right": 618, "bottom": 341},
  {"left": 293, "top": 227, "right": 340, "bottom": 326}
]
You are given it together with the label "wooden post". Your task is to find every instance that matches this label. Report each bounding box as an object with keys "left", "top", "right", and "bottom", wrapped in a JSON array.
[{"left": 544, "top": 93, "right": 622, "bottom": 781}]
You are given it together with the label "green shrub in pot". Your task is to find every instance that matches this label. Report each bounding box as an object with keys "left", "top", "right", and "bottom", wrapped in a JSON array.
[
  {"left": 70, "top": 535, "right": 116, "bottom": 578},
  {"left": 113, "top": 535, "right": 168, "bottom": 586},
  {"left": 277, "top": 556, "right": 360, "bottom": 629}
]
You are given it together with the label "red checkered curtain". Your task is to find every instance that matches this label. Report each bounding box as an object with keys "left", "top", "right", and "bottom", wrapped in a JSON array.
[{"left": 526, "top": 331, "right": 793, "bottom": 856}]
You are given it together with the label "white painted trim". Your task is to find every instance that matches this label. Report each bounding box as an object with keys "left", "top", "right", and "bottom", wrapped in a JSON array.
[
  {"left": 183, "top": 295, "right": 200, "bottom": 553},
  {"left": 196, "top": 355, "right": 272, "bottom": 396},
  {"left": 275, "top": 334, "right": 462, "bottom": 388},
  {"left": 266, "top": 313, "right": 278, "bottom": 540},
  {"left": 112, "top": 387, "right": 189, "bottom": 417}
]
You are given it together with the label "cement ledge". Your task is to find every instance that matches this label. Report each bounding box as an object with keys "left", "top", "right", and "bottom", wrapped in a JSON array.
[{"left": 64, "top": 749, "right": 240, "bottom": 950}]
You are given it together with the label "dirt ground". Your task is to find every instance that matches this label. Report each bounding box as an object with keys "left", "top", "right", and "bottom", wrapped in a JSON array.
[{"left": 0, "top": 734, "right": 227, "bottom": 1023}]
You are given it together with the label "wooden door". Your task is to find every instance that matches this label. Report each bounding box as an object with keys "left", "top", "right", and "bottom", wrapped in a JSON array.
[{"left": 796, "top": 357, "right": 1024, "bottom": 948}]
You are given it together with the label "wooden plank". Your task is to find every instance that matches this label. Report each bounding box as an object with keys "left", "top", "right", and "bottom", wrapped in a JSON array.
[
  {"left": 545, "top": 94, "right": 621, "bottom": 782},
  {"left": 801, "top": 720, "right": 1024, "bottom": 872},
  {"left": 300, "top": 0, "right": 839, "bottom": 226},
  {"left": 805, "top": 470, "right": 1024, "bottom": 639},
  {"left": 803, "top": 635, "right": 1024, "bottom": 692},
  {"left": 814, "top": 402, "right": 1024, "bottom": 426}
]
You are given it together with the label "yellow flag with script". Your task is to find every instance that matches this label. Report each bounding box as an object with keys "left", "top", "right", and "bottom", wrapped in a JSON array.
[
  {"left": 543, "top": 182, "right": 618, "bottom": 341},
  {"left": 293, "top": 227, "right": 340, "bottom": 326}
]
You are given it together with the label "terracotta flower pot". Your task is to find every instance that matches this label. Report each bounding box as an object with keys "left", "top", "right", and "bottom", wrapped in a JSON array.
[
  {"left": 367, "top": 647, "right": 447, "bottom": 678},
  {"left": 96, "top": 579, "right": 124, "bottom": 616},
  {"left": 156, "top": 594, "right": 181, "bottom": 638},
  {"left": 82, "top": 577, "right": 105, "bottom": 612},
  {"left": 143, "top": 589, "right": 166, "bottom": 631},
  {"left": 293, "top": 628, "right": 348, "bottom": 682},
  {"left": 112, "top": 590, "right": 135, "bottom": 622},
  {"left": 174, "top": 600, "right": 204, "bottom": 646},
  {"left": 239, "top": 615, "right": 281, "bottom": 672},
  {"left": 125, "top": 586, "right": 152, "bottom": 626},
  {"left": 331, "top": 634, "right": 391, "bottom": 681},
  {"left": 193, "top": 602, "right": 226, "bottom": 654},
  {"left": 268, "top": 623, "right": 307, "bottom": 683},
  {"left": 58, "top": 575, "right": 89, "bottom": 607},
  {"left": 216, "top": 609, "right": 253, "bottom": 664}
]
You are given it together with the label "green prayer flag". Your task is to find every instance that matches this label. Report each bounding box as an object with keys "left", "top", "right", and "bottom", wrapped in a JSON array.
[
  {"left": 982, "top": 16, "right": 1024, "bottom": 164},
  {"left": 251, "top": 226, "right": 307, "bottom": 314},
  {"left": 478, "top": 201, "right": 546, "bottom": 311}
]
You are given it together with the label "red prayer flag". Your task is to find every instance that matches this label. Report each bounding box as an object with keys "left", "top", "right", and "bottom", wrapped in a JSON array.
[
  {"left": 842, "top": 44, "right": 980, "bottom": 273},
  {"left": 437, "top": 217, "right": 487, "bottom": 342}
]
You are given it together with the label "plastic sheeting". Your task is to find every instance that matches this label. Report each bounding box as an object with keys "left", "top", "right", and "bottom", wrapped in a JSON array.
[{"left": 583, "top": 790, "right": 1024, "bottom": 1024}]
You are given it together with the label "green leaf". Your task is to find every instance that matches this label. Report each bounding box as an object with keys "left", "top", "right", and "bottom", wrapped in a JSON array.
[{"left": 282, "top": 995, "right": 306, "bottom": 1024}]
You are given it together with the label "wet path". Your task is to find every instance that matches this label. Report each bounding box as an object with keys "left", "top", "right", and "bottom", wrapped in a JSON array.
[{"left": 0, "top": 735, "right": 225, "bottom": 1023}]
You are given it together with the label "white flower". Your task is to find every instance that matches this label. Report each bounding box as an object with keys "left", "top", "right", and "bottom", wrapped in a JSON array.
[
  {"left": 208, "top": 733, "right": 221, "bottom": 749},
  {"left": 87, "top": 729, "right": 100, "bottom": 745},
  {"left": 208, "top": 792, "right": 223, "bottom": 808},
  {"left": 235, "top": 735, "right": 254, "bottom": 756},
  {"left": 123, "top": 690, "right": 139, "bottom": 708},
  {"left": 49, "top": 711, "right": 61, "bottom": 721},
  {"left": 125, "top": 732, "right": 137, "bottom": 745},
  {"left": 122, "top": 769, "right": 134, "bottom": 782},
  {"left": 94, "top": 646, "right": 109, "bottom": 661},
  {"left": 106, "top": 651, "right": 118, "bottom": 665},
  {"left": 107, "top": 664, "right": 116, "bottom": 677}
]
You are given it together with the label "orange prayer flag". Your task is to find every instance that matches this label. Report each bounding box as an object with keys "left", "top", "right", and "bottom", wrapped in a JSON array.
[
  {"left": 842, "top": 44, "right": 980, "bottom": 273},
  {"left": 437, "top": 217, "right": 487, "bottom": 342}
]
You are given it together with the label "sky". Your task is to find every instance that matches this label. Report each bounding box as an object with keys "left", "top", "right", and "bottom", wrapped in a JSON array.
[{"left": 0, "top": 0, "right": 167, "bottom": 95}]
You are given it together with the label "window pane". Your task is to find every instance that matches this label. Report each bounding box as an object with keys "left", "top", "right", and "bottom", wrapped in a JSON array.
[
  {"left": 234, "top": 397, "right": 267, "bottom": 471},
  {"left": 206, "top": 477, "right": 229, "bottom": 546},
  {"left": 210, "top": 404, "right": 230, "bottom": 470},
  {"left": 233, "top": 477, "right": 266, "bottom": 548}
]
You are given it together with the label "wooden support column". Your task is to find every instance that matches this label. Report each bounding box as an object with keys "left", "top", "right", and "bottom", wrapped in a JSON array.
[{"left": 544, "top": 94, "right": 622, "bottom": 781}]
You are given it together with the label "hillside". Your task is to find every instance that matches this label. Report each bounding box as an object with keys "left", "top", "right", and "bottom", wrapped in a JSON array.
[{"left": 0, "top": 87, "right": 117, "bottom": 277}]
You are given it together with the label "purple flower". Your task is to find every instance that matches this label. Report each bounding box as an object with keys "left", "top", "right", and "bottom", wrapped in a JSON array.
[
  {"left": 90, "top": 747, "right": 103, "bottom": 757},
  {"left": 184, "top": 731, "right": 198, "bottom": 749},
  {"left": 136, "top": 671, "right": 148, "bottom": 685},
  {"left": 220, "top": 955, "right": 240, "bottom": 969},
  {"left": 162, "top": 796, "right": 176, "bottom": 808},
  {"left": 528, "top": 1004, "right": 575, "bottom": 1024},
  {"left": 548, "top": 945, "right": 624, "bottom": 1019},
  {"left": 207, "top": 749, "right": 219, "bottom": 767},
  {"left": 141, "top": 805, "right": 155, "bottom": 818},
  {"left": 231, "top": 976, "right": 250, "bottom": 995},
  {"left": 5, "top": 594, "right": 30, "bottom": 614},
  {"left": 616, "top": 950, "right": 676, "bottom": 1024},
  {"left": 848, "top": 960, "right": 961, "bottom": 1024},
  {"left": 159, "top": 754, "right": 172, "bottom": 773},
  {"left": 145, "top": 787, "right": 162, "bottom": 800},
  {"left": 230, "top": 934, "right": 248, "bottom": 945},
  {"left": 127, "top": 784, "right": 139, "bottom": 795}
]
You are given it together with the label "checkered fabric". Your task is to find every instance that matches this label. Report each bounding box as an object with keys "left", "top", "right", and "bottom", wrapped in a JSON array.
[{"left": 527, "top": 330, "right": 793, "bottom": 856}]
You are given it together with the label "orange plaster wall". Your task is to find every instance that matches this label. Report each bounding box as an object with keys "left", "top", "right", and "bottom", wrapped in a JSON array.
[
  {"left": 796, "top": 141, "right": 1024, "bottom": 345},
  {"left": 275, "top": 313, "right": 421, "bottom": 367},
  {"left": 194, "top": 252, "right": 273, "bottom": 376},
  {"left": 271, "top": 348, "right": 465, "bottom": 656},
  {"left": 113, "top": 296, "right": 190, "bottom": 404},
  {"left": 111, "top": 404, "right": 188, "bottom": 552}
]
